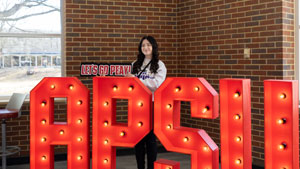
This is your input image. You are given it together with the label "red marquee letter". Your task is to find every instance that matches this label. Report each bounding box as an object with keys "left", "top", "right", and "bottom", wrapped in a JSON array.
[
  {"left": 264, "top": 80, "right": 299, "bottom": 169},
  {"left": 154, "top": 77, "right": 219, "bottom": 169},
  {"left": 93, "top": 77, "right": 152, "bottom": 169},
  {"left": 220, "top": 79, "right": 252, "bottom": 169},
  {"left": 154, "top": 159, "right": 180, "bottom": 169},
  {"left": 30, "top": 77, "right": 90, "bottom": 169}
]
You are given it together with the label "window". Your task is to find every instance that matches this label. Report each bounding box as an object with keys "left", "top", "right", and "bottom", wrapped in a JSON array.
[{"left": 0, "top": 0, "right": 63, "bottom": 97}]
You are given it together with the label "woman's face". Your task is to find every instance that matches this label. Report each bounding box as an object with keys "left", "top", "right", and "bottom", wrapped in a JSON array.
[{"left": 141, "top": 39, "right": 153, "bottom": 58}]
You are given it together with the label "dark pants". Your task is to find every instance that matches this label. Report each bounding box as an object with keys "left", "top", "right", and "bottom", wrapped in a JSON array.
[{"left": 134, "top": 130, "right": 157, "bottom": 169}]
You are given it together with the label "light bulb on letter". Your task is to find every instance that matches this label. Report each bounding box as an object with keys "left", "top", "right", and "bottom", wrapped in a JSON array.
[
  {"left": 69, "top": 85, "right": 74, "bottom": 90},
  {"left": 175, "top": 87, "right": 181, "bottom": 92},
  {"left": 128, "top": 86, "right": 134, "bottom": 91},
  {"left": 234, "top": 114, "right": 241, "bottom": 120},
  {"left": 234, "top": 91, "right": 240, "bottom": 98},
  {"left": 235, "top": 159, "right": 242, "bottom": 164},
  {"left": 59, "top": 130, "right": 64, "bottom": 135},
  {"left": 183, "top": 137, "right": 189, "bottom": 142},
  {"left": 279, "top": 93, "right": 286, "bottom": 99},
  {"left": 202, "top": 106, "right": 209, "bottom": 113},
  {"left": 41, "top": 119, "right": 46, "bottom": 125}
]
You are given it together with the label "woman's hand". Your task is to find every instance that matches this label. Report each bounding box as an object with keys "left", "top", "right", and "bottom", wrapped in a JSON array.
[
  {"left": 98, "top": 74, "right": 106, "bottom": 77},
  {"left": 125, "top": 73, "right": 135, "bottom": 77}
]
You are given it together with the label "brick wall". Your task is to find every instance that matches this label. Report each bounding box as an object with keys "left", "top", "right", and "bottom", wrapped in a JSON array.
[
  {"left": 64, "top": 0, "right": 178, "bottom": 80},
  {"left": 0, "top": 103, "right": 30, "bottom": 157},
  {"left": 177, "top": 0, "right": 295, "bottom": 166},
  {"left": 1, "top": 0, "right": 296, "bottom": 168}
]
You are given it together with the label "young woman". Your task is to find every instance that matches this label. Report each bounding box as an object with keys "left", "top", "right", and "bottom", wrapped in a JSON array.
[{"left": 126, "top": 36, "right": 167, "bottom": 169}]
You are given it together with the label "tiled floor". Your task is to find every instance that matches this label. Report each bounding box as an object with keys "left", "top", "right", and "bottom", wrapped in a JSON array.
[{"left": 6, "top": 152, "right": 191, "bottom": 169}]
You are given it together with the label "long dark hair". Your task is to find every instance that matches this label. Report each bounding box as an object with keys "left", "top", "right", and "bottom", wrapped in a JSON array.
[{"left": 132, "top": 36, "right": 159, "bottom": 74}]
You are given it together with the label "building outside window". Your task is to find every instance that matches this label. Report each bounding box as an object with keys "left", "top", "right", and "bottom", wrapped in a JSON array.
[{"left": 0, "top": 0, "right": 62, "bottom": 97}]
